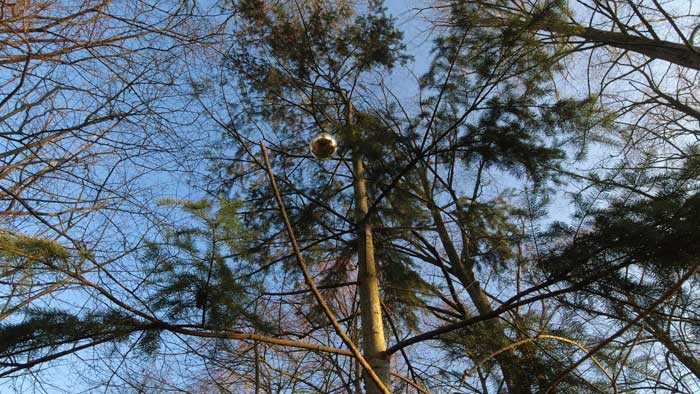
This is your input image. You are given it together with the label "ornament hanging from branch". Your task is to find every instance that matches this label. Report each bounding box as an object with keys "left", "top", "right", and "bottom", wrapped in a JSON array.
[{"left": 310, "top": 132, "right": 338, "bottom": 159}]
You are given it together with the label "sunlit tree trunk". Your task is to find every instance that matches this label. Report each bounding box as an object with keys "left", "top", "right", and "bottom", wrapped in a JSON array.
[{"left": 347, "top": 98, "right": 391, "bottom": 394}]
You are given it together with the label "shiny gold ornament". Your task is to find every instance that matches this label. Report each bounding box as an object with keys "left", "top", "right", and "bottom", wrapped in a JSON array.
[{"left": 310, "top": 132, "right": 338, "bottom": 159}]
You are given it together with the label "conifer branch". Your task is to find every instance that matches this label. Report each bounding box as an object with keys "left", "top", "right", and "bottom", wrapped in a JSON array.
[{"left": 543, "top": 263, "right": 700, "bottom": 394}]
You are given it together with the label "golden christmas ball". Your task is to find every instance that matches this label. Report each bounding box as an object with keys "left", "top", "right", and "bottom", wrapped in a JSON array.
[{"left": 310, "top": 132, "right": 338, "bottom": 159}]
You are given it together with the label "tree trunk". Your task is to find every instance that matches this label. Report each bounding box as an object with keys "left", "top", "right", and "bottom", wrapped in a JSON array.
[
  {"left": 254, "top": 345, "right": 261, "bottom": 394},
  {"left": 646, "top": 318, "right": 700, "bottom": 379},
  {"left": 466, "top": 11, "right": 700, "bottom": 70},
  {"left": 419, "top": 171, "right": 533, "bottom": 394},
  {"left": 544, "top": 23, "right": 700, "bottom": 71},
  {"left": 348, "top": 99, "right": 391, "bottom": 394}
]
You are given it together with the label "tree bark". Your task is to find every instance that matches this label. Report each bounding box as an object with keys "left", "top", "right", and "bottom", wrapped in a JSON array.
[
  {"left": 348, "top": 100, "right": 391, "bottom": 394},
  {"left": 254, "top": 344, "right": 261, "bottom": 394},
  {"left": 545, "top": 24, "right": 700, "bottom": 70},
  {"left": 419, "top": 171, "right": 534, "bottom": 394},
  {"left": 645, "top": 318, "right": 700, "bottom": 379},
  {"left": 464, "top": 10, "right": 700, "bottom": 70}
]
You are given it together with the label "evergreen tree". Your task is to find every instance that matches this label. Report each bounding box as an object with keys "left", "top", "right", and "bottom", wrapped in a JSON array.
[
  {"left": 215, "top": 0, "right": 616, "bottom": 392},
  {"left": 3, "top": 1, "right": 700, "bottom": 393},
  {"left": 436, "top": 1, "right": 700, "bottom": 391}
]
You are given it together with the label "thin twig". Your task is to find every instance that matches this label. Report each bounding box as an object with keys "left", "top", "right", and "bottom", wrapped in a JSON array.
[
  {"left": 391, "top": 372, "right": 430, "bottom": 394},
  {"left": 462, "top": 334, "right": 617, "bottom": 393},
  {"left": 543, "top": 263, "right": 700, "bottom": 394}
]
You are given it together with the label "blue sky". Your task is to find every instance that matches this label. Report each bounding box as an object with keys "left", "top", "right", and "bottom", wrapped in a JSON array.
[{"left": 0, "top": 0, "right": 640, "bottom": 392}]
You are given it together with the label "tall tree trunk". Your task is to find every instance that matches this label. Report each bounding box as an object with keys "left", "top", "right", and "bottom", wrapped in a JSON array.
[
  {"left": 530, "top": 16, "right": 700, "bottom": 70},
  {"left": 419, "top": 171, "right": 534, "bottom": 394},
  {"left": 254, "top": 345, "right": 261, "bottom": 394},
  {"left": 347, "top": 98, "right": 391, "bottom": 394},
  {"left": 565, "top": 26, "right": 700, "bottom": 71},
  {"left": 461, "top": 8, "right": 700, "bottom": 70},
  {"left": 646, "top": 318, "right": 700, "bottom": 379},
  {"left": 622, "top": 291, "right": 700, "bottom": 379}
]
